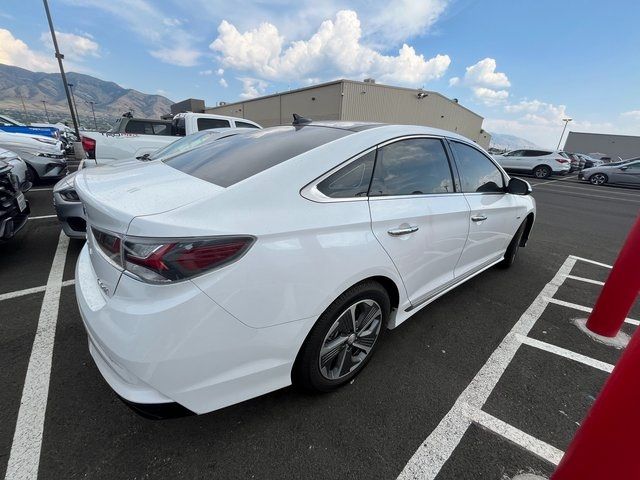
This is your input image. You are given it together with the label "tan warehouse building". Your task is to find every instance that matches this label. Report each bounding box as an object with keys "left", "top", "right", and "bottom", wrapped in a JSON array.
[{"left": 204, "top": 79, "right": 491, "bottom": 148}]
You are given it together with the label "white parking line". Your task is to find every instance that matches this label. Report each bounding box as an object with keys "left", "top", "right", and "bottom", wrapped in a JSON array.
[
  {"left": 0, "top": 280, "right": 75, "bottom": 303},
  {"left": 568, "top": 255, "right": 612, "bottom": 269},
  {"left": 397, "top": 256, "right": 576, "bottom": 479},
  {"left": 565, "top": 275, "right": 605, "bottom": 286},
  {"left": 465, "top": 404, "right": 565, "bottom": 466},
  {"left": 530, "top": 174, "right": 579, "bottom": 187},
  {"left": 546, "top": 298, "right": 639, "bottom": 326},
  {"left": 534, "top": 181, "right": 640, "bottom": 198},
  {"left": 533, "top": 186, "right": 640, "bottom": 204},
  {"left": 516, "top": 334, "right": 614, "bottom": 373},
  {"left": 28, "top": 215, "right": 57, "bottom": 220},
  {"left": 4, "top": 232, "right": 69, "bottom": 480}
]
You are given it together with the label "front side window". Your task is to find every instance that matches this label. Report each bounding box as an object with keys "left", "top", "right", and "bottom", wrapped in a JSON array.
[
  {"left": 317, "top": 151, "right": 375, "bottom": 198},
  {"left": 369, "top": 138, "right": 454, "bottom": 196},
  {"left": 450, "top": 141, "right": 504, "bottom": 193},
  {"left": 197, "top": 118, "right": 231, "bottom": 130}
]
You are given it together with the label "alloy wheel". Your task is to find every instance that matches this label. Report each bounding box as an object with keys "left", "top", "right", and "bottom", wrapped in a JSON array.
[
  {"left": 534, "top": 167, "right": 550, "bottom": 178},
  {"left": 318, "top": 299, "right": 382, "bottom": 380},
  {"left": 590, "top": 173, "right": 606, "bottom": 185}
]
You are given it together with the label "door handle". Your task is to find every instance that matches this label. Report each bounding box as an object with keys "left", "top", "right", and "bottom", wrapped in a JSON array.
[
  {"left": 388, "top": 225, "right": 419, "bottom": 236},
  {"left": 471, "top": 214, "right": 487, "bottom": 222}
]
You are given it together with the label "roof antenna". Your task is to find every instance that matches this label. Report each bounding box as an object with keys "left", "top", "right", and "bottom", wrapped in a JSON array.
[{"left": 292, "top": 113, "right": 312, "bottom": 125}]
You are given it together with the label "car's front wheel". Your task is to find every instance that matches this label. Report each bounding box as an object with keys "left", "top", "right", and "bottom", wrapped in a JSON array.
[
  {"left": 293, "top": 281, "right": 390, "bottom": 392},
  {"left": 589, "top": 173, "right": 608, "bottom": 185},
  {"left": 533, "top": 165, "right": 552, "bottom": 179}
]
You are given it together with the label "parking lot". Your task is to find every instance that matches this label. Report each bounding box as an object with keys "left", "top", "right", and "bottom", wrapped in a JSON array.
[{"left": 1, "top": 172, "right": 639, "bottom": 480}]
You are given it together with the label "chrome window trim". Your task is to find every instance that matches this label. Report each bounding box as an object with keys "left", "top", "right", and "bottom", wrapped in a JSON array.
[{"left": 300, "top": 135, "right": 458, "bottom": 203}]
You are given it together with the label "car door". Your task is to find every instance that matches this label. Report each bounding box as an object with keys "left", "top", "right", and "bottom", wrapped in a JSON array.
[
  {"left": 368, "top": 137, "right": 470, "bottom": 305},
  {"left": 611, "top": 161, "right": 640, "bottom": 184},
  {"left": 448, "top": 140, "right": 525, "bottom": 277},
  {"left": 500, "top": 150, "right": 523, "bottom": 171}
]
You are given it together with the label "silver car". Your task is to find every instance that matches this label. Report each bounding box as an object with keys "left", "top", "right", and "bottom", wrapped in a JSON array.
[{"left": 579, "top": 158, "right": 640, "bottom": 186}]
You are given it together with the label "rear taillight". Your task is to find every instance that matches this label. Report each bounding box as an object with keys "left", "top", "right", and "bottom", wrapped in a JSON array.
[
  {"left": 92, "top": 227, "right": 254, "bottom": 283},
  {"left": 555, "top": 158, "right": 569, "bottom": 164},
  {"left": 123, "top": 235, "right": 255, "bottom": 283},
  {"left": 81, "top": 136, "right": 96, "bottom": 159},
  {"left": 92, "top": 228, "right": 122, "bottom": 266}
]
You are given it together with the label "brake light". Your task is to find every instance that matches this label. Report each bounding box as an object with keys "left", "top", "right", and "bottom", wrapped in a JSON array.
[
  {"left": 81, "top": 136, "right": 96, "bottom": 159},
  {"left": 123, "top": 236, "right": 255, "bottom": 283},
  {"left": 92, "top": 228, "right": 122, "bottom": 266},
  {"left": 555, "top": 158, "right": 569, "bottom": 164}
]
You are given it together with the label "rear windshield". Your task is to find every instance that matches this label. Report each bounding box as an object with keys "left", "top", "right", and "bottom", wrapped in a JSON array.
[{"left": 164, "top": 126, "right": 351, "bottom": 187}]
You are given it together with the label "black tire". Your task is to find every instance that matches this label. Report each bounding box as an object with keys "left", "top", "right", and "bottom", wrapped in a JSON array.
[
  {"left": 532, "top": 165, "right": 552, "bottom": 179},
  {"left": 589, "top": 173, "right": 608, "bottom": 185},
  {"left": 293, "top": 281, "right": 390, "bottom": 392},
  {"left": 498, "top": 220, "right": 528, "bottom": 269},
  {"left": 25, "top": 165, "right": 39, "bottom": 185}
]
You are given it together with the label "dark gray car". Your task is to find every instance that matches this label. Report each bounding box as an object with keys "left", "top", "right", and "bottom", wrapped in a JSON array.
[{"left": 579, "top": 158, "right": 640, "bottom": 186}]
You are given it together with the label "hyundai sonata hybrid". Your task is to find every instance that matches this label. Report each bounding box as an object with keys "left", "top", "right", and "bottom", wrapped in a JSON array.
[{"left": 75, "top": 121, "right": 535, "bottom": 416}]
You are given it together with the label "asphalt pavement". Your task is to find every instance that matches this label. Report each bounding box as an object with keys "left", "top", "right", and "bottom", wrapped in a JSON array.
[{"left": 0, "top": 173, "right": 638, "bottom": 479}]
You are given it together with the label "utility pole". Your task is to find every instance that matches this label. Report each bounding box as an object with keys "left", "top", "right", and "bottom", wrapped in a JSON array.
[
  {"left": 67, "top": 82, "right": 81, "bottom": 128},
  {"left": 19, "top": 92, "right": 28, "bottom": 117},
  {"left": 42, "top": 100, "right": 51, "bottom": 123},
  {"left": 87, "top": 100, "right": 98, "bottom": 130},
  {"left": 42, "top": 0, "right": 80, "bottom": 138},
  {"left": 557, "top": 117, "right": 572, "bottom": 150}
]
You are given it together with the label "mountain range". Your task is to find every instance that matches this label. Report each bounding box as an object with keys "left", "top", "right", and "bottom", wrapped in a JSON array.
[
  {"left": 0, "top": 63, "right": 174, "bottom": 130},
  {"left": 489, "top": 132, "right": 539, "bottom": 151}
]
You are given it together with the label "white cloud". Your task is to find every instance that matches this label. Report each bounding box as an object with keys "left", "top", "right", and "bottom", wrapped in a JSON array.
[
  {"left": 472, "top": 87, "right": 509, "bottom": 106},
  {"left": 210, "top": 10, "right": 450, "bottom": 87},
  {"left": 621, "top": 110, "right": 640, "bottom": 121},
  {"left": 40, "top": 31, "right": 100, "bottom": 60},
  {"left": 62, "top": 0, "right": 202, "bottom": 66},
  {"left": 0, "top": 29, "right": 56, "bottom": 72},
  {"left": 219, "top": 77, "right": 228, "bottom": 88},
  {"left": 505, "top": 99, "right": 568, "bottom": 124},
  {"left": 366, "top": 0, "right": 449, "bottom": 43},
  {"left": 449, "top": 58, "right": 510, "bottom": 106},
  {"left": 239, "top": 78, "right": 268, "bottom": 99},
  {"left": 216, "top": 68, "right": 225, "bottom": 75},
  {"left": 199, "top": 69, "right": 213, "bottom": 75},
  {"left": 150, "top": 47, "right": 201, "bottom": 67}
]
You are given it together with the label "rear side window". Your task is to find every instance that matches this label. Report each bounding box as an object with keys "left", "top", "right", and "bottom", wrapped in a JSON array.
[
  {"left": 197, "top": 118, "right": 231, "bottom": 130},
  {"left": 450, "top": 141, "right": 504, "bottom": 193},
  {"left": 124, "top": 120, "right": 147, "bottom": 134},
  {"left": 235, "top": 121, "right": 260, "bottom": 129},
  {"left": 317, "top": 151, "right": 375, "bottom": 198},
  {"left": 152, "top": 123, "right": 170, "bottom": 135},
  {"left": 369, "top": 138, "right": 454, "bottom": 196},
  {"left": 165, "top": 126, "right": 351, "bottom": 187}
]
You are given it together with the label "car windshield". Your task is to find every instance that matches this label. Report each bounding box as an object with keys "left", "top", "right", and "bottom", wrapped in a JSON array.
[{"left": 164, "top": 126, "right": 352, "bottom": 187}]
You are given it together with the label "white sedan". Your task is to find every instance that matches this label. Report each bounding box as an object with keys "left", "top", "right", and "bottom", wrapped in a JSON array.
[{"left": 75, "top": 121, "right": 536, "bottom": 416}]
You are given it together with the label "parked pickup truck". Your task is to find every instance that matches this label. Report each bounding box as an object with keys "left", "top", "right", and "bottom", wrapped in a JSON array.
[
  {"left": 80, "top": 112, "right": 261, "bottom": 165},
  {"left": 0, "top": 114, "right": 60, "bottom": 139}
]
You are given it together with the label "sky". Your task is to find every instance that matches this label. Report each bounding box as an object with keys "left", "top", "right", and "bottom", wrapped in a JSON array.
[{"left": 1, "top": 0, "right": 639, "bottom": 148}]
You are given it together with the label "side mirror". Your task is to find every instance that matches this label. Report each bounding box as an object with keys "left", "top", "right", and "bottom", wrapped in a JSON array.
[
  {"left": 507, "top": 177, "right": 532, "bottom": 195},
  {"left": 620, "top": 166, "right": 628, "bottom": 171}
]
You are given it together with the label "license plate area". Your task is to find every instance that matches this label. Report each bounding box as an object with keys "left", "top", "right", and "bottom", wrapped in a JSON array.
[{"left": 16, "top": 193, "right": 26, "bottom": 212}]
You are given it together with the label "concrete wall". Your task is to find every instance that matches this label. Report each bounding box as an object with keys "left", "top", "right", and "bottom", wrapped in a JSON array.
[
  {"left": 564, "top": 132, "right": 640, "bottom": 160},
  {"left": 205, "top": 80, "right": 489, "bottom": 148},
  {"left": 341, "top": 81, "right": 487, "bottom": 147}
]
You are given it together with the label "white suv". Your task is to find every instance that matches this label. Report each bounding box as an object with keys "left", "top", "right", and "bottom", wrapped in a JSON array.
[{"left": 493, "top": 149, "right": 571, "bottom": 178}]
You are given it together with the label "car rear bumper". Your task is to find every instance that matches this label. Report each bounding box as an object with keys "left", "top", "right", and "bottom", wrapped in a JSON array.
[{"left": 75, "top": 245, "right": 314, "bottom": 414}]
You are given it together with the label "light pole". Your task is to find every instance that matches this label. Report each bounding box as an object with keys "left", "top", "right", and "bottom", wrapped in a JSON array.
[
  {"left": 67, "top": 82, "right": 81, "bottom": 128},
  {"left": 42, "top": 100, "right": 51, "bottom": 123},
  {"left": 557, "top": 117, "right": 572, "bottom": 150},
  {"left": 87, "top": 100, "right": 98, "bottom": 130},
  {"left": 42, "top": 0, "right": 80, "bottom": 138}
]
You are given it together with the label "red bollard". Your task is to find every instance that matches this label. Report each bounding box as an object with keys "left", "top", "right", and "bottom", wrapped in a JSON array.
[
  {"left": 551, "top": 325, "right": 640, "bottom": 479},
  {"left": 585, "top": 213, "right": 640, "bottom": 337},
  {"left": 552, "top": 214, "right": 640, "bottom": 479}
]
